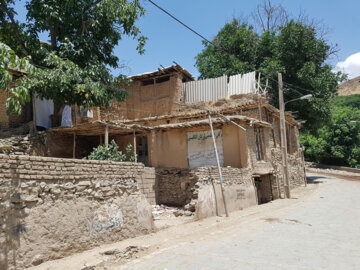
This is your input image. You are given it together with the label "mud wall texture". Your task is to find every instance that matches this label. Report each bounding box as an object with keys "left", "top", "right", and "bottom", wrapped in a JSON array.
[
  {"left": 137, "top": 167, "right": 156, "bottom": 205},
  {"left": 192, "top": 167, "right": 257, "bottom": 219},
  {"left": 0, "top": 155, "right": 153, "bottom": 270},
  {"left": 155, "top": 166, "right": 257, "bottom": 218}
]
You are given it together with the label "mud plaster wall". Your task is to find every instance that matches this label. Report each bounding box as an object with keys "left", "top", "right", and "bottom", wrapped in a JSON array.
[
  {"left": 155, "top": 166, "right": 257, "bottom": 218},
  {"left": 0, "top": 155, "right": 153, "bottom": 270},
  {"left": 192, "top": 167, "right": 257, "bottom": 219},
  {"left": 149, "top": 124, "right": 249, "bottom": 169},
  {"left": 137, "top": 167, "right": 156, "bottom": 205},
  {"left": 100, "top": 73, "right": 184, "bottom": 121}
]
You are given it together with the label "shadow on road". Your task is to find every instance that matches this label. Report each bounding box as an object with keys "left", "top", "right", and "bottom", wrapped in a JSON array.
[{"left": 307, "top": 176, "right": 326, "bottom": 185}]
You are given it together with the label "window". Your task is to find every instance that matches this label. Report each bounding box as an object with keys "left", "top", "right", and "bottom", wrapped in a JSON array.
[{"left": 254, "top": 127, "right": 264, "bottom": 161}]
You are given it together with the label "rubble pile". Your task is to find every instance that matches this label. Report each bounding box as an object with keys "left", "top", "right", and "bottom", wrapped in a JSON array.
[
  {"left": 152, "top": 204, "right": 194, "bottom": 220},
  {"left": 81, "top": 246, "right": 149, "bottom": 270},
  {"left": 0, "top": 132, "right": 46, "bottom": 155}
]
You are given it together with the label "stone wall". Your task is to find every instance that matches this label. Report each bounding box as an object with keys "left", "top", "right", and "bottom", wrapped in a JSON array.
[
  {"left": 270, "top": 148, "right": 306, "bottom": 194},
  {"left": 0, "top": 155, "right": 153, "bottom": 270},
  {"left": 156, "top": 168, "right": 198, "bottom": 207},
  {"left": 155, "top": 166, "right": 257, "bottom": 219}
]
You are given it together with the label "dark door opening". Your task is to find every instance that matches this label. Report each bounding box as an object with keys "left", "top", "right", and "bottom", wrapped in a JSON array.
[
  {"left": 136, "top": 136, "right": 148, "bottom": 166},
  {"left": 254, "top": 174, "right": 273, "bottom": 204}
]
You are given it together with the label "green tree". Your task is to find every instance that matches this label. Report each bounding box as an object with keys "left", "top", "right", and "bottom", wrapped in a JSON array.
[
  {"left": 0, "top": 0, "right": 146, "bottom": 116},
  {"left": 195, "top": 19, "right": 344, "bottom": 130},
  {"left": 0, "top": 42, "right": 36, "bottom": 115},
  {"left": 301, "top": 102, "right": 360, "bottom": 168}
]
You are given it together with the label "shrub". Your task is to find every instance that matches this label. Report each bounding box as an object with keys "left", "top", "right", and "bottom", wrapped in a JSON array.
[{"left": 85, "top": 140, "right": 136, "bottom": 162}]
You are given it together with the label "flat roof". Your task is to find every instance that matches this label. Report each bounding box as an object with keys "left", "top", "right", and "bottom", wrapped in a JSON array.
[
  {"left": 50, "top": 115, "right": 270, "bottom": 136},
  {"left": 129, "top": 64, "right": 194, "bottom": 81}
]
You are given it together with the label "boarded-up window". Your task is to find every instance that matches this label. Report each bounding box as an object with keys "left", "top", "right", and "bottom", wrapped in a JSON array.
[
  {"left": 187, "top": 129, "right": 223, "bottom": 169},
  {"left": 254, "top": 127, "right": 264, "bottom": 161}
]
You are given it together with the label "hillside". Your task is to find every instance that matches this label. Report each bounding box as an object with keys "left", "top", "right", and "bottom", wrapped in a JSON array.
[{"left": 338, "top": 76, "right": 360, "bottom": 96}]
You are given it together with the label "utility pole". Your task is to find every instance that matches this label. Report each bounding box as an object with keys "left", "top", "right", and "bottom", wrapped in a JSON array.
[
  {"left": 278, "top": 73, "right": 291, "bottom": 199},
  {"left": 208, "top": 112, "right": 229, "bottom": 217}
]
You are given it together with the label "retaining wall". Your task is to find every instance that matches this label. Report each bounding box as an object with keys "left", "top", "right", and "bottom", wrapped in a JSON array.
[
  {"left": 0, "top": 155, "right": 154, "bottom": 270},
  {"left": 155, "top": 166, "right": 257, "bottom": 219}
]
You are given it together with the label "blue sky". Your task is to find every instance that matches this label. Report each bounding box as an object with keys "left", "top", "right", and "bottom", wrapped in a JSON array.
[{"left": 13, "top": 0, "right": 360, "bottom": 79}]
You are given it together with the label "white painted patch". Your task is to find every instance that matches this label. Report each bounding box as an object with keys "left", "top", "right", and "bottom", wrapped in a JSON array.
[{"left": 187, "top": 129, "right": 223, "bottom": 169}]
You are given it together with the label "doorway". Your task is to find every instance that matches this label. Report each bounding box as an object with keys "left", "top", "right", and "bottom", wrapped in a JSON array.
[
  {"left": 136, "top": 136, "right": 148, "bottom": 166},
  {"left": 254, "top": 174, "right": 273, "bottom": 204}
]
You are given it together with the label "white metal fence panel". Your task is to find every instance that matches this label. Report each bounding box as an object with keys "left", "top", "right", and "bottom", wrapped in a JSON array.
[
  {"left": 228, "top": 71, "right": 257, "bottom": 96},
  {"left": 183, "top": 72, "right": 258, "bottom": 103},
  {"left": 183, "top": 75, "right": 228, "bottom": 103}
]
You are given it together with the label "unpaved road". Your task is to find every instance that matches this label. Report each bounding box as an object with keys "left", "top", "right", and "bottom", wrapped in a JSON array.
[{"left": 30, "top": 173, "right": 360, "bottom": 270}]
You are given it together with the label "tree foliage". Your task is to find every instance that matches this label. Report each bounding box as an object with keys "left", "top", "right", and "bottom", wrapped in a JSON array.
[
  {"left": 301, "top": 96, "right": 360, "bottom": 168},
  {"left": 0, "top": 42, "right": 36, "bottom": 115},
  {"left": 0, "top": 0, "right": 146, "bottom": 115},
  {"left": 195, "top": 19, "right": 344, "bottom": 130}
]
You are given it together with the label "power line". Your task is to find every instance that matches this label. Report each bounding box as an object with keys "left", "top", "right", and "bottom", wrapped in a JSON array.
[{"left": 146, "top": 0, "right": 317, "bottom": 95}]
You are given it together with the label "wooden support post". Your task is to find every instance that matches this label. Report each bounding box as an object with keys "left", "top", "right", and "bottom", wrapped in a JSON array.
[
  {"left": 32, "top": 92, "right": 36, "bottom": 134},
  {"left": 208, "top": 112, "right": 229, "bottom": 217},
  {"left": 105, "top": 124, "right": 109, "bottom": 145},
  {"left": 258, "top": 104, "right": 263, "bottom": 121},
  {"left": 133, "top": 130, "right": 137, "bottom": 163},
  {"left": 278, "top": 73, "right": 291, "bottom": 199},
  {"left": 301, "top": 147, "right": 307, "bottom": 187},
  {"left": 72, "top": 133, "right": 76, "bottom": 159}
]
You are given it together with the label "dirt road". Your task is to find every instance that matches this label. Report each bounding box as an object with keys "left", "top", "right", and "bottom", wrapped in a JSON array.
[{"left": 30, "top": 173, "right": 360, "bottom": 270}]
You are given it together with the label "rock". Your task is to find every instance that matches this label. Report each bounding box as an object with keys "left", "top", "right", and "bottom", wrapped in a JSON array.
[
  {"left": 102, "top": 249, "right": 119, "bottom": 255},
  {"left": 32, "top": 255, "right": 44, "bottom": 266},
  {"left": 63, "top": 182, "right": 75, "bottom": 190},
  {"left": 51, "top": 188, "right": 61, "bottom": 195},
  {"left": 173, "top": 210, "right": 184, "bottom": 217},
  {"left": 24, "top": 195, "right": 39, "bottom": 202},
  {"left": 78, "top": 181, "right": 91, "bottom": 186},
  {"left": 184, "top": 210, "right": 193, "bottom": 216},
  {"left": 10, "top": 193, "right": 22, "bottom": 203},
  {"left": 20, "top": 183, "right": 29, "bottom": 189}
]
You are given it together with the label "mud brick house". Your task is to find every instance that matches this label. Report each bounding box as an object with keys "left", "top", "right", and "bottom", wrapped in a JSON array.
[{"left": 1, "top": 65, "right": 306, "bottom": 218}]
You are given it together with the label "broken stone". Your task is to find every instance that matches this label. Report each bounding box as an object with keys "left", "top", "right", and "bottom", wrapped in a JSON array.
[
  {"left": 31, "top": 255, "right": 44, "bottom": 266},
  {"left": 78, "top": 181, "right": 91, "bottom": 186},
  {"left": 24, "top": 195, "right": 39, "bottom": 202},
  {"left": 51, "top": 188, "right": 61, "bottom": 195},
  {"left": 184, "top": 210, "right": 193, "bottom": 216},
  {"left": 102, "top": 249, "right": 119, "bottom": 255}
]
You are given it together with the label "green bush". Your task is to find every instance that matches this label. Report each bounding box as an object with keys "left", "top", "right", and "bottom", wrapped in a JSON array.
[
  {"left": 85, "top": 140, "right": 136, "bottom": 162},
  {"left": 300, "top": 102, "right": 360, "bottom": 168}
]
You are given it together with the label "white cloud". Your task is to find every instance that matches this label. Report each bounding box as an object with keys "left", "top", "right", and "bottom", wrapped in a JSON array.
[{"left": 334, "top": 52, "right": 360, "bottom": 79}]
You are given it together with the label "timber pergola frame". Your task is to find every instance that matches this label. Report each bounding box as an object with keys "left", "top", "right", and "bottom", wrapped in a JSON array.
[
  {"left": 50, "top": 120, "right": 151, "bottom": 158},
  {"left": 49, "top": 115, "right": 270, "bottom": 159}
]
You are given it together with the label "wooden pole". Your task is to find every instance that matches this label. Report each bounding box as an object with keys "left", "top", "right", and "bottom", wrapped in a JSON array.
[
  {"left": 133, "top": 129, "right": 137, "bottom": 163},
  {"left": 32, "top": 92, "right": 37, "bottom": 134},
  {"left": 258, "top": 104, "right": 263, "bottom": 121},
  {"left": 105, "top": 124, "right": 109, "bottom": 145},
  {"left": 72, "top": 133, "right": 76, "bottom": 159},
  {"left": 278, "top": 73, "right": 291, "bottom": 199},
  {"left": 301, "top": 146, "right": 307, "bottom": 187},
  {"left": 208, "top": 112, "right": 229, "bottom": 217}
]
